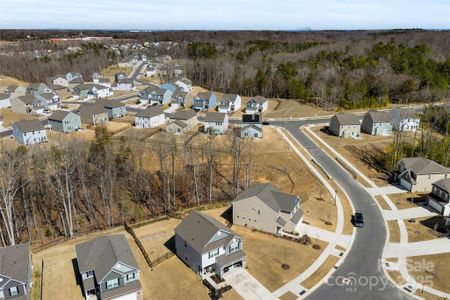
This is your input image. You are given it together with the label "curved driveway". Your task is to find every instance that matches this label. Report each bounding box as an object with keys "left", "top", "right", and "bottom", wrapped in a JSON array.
[{"left": 280, "top": 122, "right": 413, "bottom": 300}]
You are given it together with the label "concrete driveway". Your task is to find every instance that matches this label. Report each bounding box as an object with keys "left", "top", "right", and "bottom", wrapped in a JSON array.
[{"left": 223, "top": 268, "right": 277, "bottom": 300}]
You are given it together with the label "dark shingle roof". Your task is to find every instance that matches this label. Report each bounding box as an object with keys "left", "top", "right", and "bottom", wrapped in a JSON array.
[
  {"left": 175, "top": 211, "right": 238, "bottom": 253},
  {"left": 205, "top": 112, "right": 226, "bottom": 123},
  {"left": 48, "top": 110, "right": 72, "bottom": 122},
  {"left": 250, "top": 96, "right": 268, "bottom": 104},
  {"left": 433, "top": 178, "right": 450, "bottom": 193},
  {"left": 365, "top": 109, "right": 392, "bottom": 123},
  {"left": 242, "top": 114, "right": 262, "bottom": 124},
  {"left": 399, "top": 157, "right": 450, "bottom": 175},
  {"left": 136, "top": 106, "right": 164, "bottom": 118},
  {"left": 75, "top": 234, "right": 139, "bottom": 282},
  {"left": 96, "top": 99, "right": 125, "bottom": 109},
  {"left": 196, "top": 92, "right": 214, "bottom": 100},
  {"left": 17, "top": 95, "right": 36, "bottom": 105},
  {"left": 77, "top": 103, "right": 106, "bottom": 116},
  {"left": 14, "top": 119, "right": 44, "bottom": 133},
  {"left": 169, "top": 109, "right": 197, "bottom": 121},
  {"left": 233, "top": 183, "right": 300, "bottom": 213},
  {"left": 0, "top": 243, "right": 30, "bottom": 284},
  {"left": 333, "top": 113, "right": 360, "bottom": 126}
]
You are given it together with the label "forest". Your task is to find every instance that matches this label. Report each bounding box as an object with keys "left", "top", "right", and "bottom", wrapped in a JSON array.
[{"left": 0, "top": 127, "right": 255, "bottom": 247}]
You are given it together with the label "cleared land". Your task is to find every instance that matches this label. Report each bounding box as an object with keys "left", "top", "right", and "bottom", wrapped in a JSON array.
[
  {"left": 408, "top": 253, "right": 450, "bottom": 294},
  {"left": 388, "top": 193, "right": 426, "bottom": 210},
  {"left": 101, "top": 65, "right": 133, "bottom": 78},
  {"left": 404, "top": 217, "right": 447, "bottom": 243},
  {"left": 388, "top": 220, "right": 401, "bottom": 243},
  {"left": 301, "top": 255, "right": 339, "bottom": 289}
]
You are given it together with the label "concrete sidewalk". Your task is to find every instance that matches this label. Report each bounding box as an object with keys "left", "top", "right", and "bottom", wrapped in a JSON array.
[
  {"left": 367, "top": 185, "right": 408, "bottom": 196},
  {"left": 223, "top": 269, "right": 277, "bottom": 300},
  {"left": 384, "top": 238, "right": 450, "bottom": 258},
  {"left": 298, "top": 224, "right": 352, "bottom": 248},
  {"left": 382, "top": 207, "right": 437, "bottom": 221}
]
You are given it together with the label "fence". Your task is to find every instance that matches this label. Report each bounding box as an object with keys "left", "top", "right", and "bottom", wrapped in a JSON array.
[{"left": 124, "top": 222, "right": 154, "bottom": 270}]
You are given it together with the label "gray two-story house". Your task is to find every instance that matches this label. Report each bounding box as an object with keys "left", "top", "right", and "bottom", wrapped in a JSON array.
[
  {"left": 245, "top": 96, "right": 268, "bottom": 114},
  {"left": 48, "top": 110, "right": 81, "bottom": 133},
  {"left": 0, "top": 243, "right": 32, "bottom": 300},
  {"left": 192, "top": 92, "right": 217, "bottom": 111},
  {"left": 76, "top": 103, "right": 109, "bottom": 125},
  {"left": 428, "top": 179, "right": 450, "bottom": 225},
  {"left": 329, "top": 113, "right": 361, "bottom": 138},
  {"left": 75, "top": 235, "right": 142, "bottom": 300},
  {"left": 175, "top": 211, "right": 246, "bottom": 279},
  {"left": 232, "top": 183, "right": 303, "bottom": 235},
  {"left": 96, "top": 99, "right": 127, "bottom": 119},
  {"left": 361, "top": 109, "right": 392, "bottom": 136}
]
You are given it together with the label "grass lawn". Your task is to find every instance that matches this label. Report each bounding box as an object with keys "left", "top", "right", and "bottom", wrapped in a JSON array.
[
  {"left": 388, "top": 193, "right": 426, "bottom": 210},
  {"left": 415, "top": 290, "right": 446, "bottom": 300},
  {"left": 374, "top": 196, "right": 392, "bottom": 210},
  {"left": 301, "top": 255, "right": 339, "bottom": 289},
  {"left": 0, "top": 109, "right": 39, "bottom": 127},
  {"left": 387, "top": 270, "right": 407, "bottom": 286},
  {"left": 388, "top": 220, "right": 401, "bottom": 243},
  {"left": 280, "top": 291, "right": 299, "bottom": 300},
  {"left": 405, "top": 217, "right": 447, "bottom": 243},
  {"left": 408, "top": 253, "right": 450, "bottom": 294}
]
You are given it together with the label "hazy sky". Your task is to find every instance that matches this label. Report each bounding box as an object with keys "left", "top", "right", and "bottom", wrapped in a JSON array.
[{"left": 0, "top": 0, "right": 449, "bottom": 30}]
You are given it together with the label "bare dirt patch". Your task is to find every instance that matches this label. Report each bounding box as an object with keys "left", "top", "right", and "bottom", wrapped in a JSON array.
[{"left": 408, "top": 253, "right": 450, "bottom": 294}]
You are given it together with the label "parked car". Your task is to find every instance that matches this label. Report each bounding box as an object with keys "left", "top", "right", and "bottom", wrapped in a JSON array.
[{"left": 353, "top": 212, "right": 364, "bottom": 227}]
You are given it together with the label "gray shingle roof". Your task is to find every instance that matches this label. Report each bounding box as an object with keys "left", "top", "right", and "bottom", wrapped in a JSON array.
[
  {"left": 365, "top": 109, "right": 392, "bottom": 123},
  {"left": 251, "top": 96, "right": 268, "bottom": 104},
  {"left": 0, "top": 93, "right": 10, "bottom": 100},
  {"left": 48, "top": 110, "right": 72, "bottom": 122},
  {"left": 233, "top": 183, "right": 300, "bottom": 213},
  {"left": 333, "top": 113, "right": 360, "bottom": 126},
  {"left": 14, "top": 119, "right": 44, "bottom": 133},
  {"left": 75, "top": 234, "right": 139, "bottom": 282},
  {"left": 96, "top": 99, "right": 125, "bottom": 109},
  {"left": 205, "top": 112, "right": 226, "bottom": 123},
  {"left": 0, "top": 243, "right": 30, "bottom": 284},
  {"left": 77, "top": 103, "right": 106, "bottom": 116},
  {"left": 196, "top": 92, "right": 214, "bottom": 100},
  {"left": 169, "top": 109, "right": 197, "bottom": 121},
  {"left": 17, "top": 95, "right": 36, "bottom": 105},
  {"left": 433, "top": 178, "right": 450, "bottom": 193},
  {"left": 399, "top": 157, "right": 450, "bottom": 175},
  {"left": 175, "top": 211, "right": 239, "bottom": 254},
  {"left": 136, "top": 106, "right": 164, "bottom": 118},
  {"left": 221, "top": 94, "right": 239, "bottom": 102}
]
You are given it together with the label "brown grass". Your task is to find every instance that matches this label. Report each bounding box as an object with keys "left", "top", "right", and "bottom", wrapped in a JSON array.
[
  {"left": 0, "top": 109, "right": 39, "bottom": 127},
  {"left": 0, "top": 75, "right": 27, "bottom": 89},
  {"left": 101, "top": 65, "right": 133, "bottom": 78},
  {"left": 375, "top": 196, "right": 392, "bottom": 210},
  {"left": 301, "top": 255, "right": 339, "bottom": 289},
  {"left": 387, "top": 270, "right": 407, "bottom": 286},
  {"left": 404, "top": 217, "right": 446, "bottom": 243},
  {"left": 388, "top": 193, "right": 425, "bottom": 210},
  {"left": 280, "top": 291, "right": 299, "bottom": 300},
  {"left": 388, "top": 221, "right": 401, "bottom": 243},
  {"left": 408, "top": 253, "right": 450, "bottom": 294},
  {"left": 415, "top": 290, "right": 446, "bottom": 300}
]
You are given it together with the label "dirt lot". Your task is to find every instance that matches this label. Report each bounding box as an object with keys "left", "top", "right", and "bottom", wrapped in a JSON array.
[
  {"left": 404, "top": 217, "right": 447, "bottom": 243},
  {"left": 0, "top": 109, "right": 40, "bottom": 127},
  {"left": 204, "top": 207, "right": 328, "bottom": 292},
  {"left": 102, "top": 65, "right": 133, "bottom": 78},
  {"left": 0, "top": 75, "right": 27, "bottom": 90},
  {"left": 408, "top": 253, "right": 450, "bottom": 294}
]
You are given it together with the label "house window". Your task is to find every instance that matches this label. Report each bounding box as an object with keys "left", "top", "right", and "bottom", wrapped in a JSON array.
[
  {"left": 86, "top": 270, "right": 94, "bottom": 278},
  {"left": 106, "top": 278, "right": 120, "bottom": 289},
  {"left": 208, "top": 248, "right": 219, "bottom": 259},
  {"left": 126, "top": 273, "right": 136, "bottom": 281},
  {"left": 228, "top": 241, "right": 240, "bottom": 253},
  {"left": 257, "top": 210, "right": 260, "bottom": 215},
  {"left": 184, "top": 241, "right": 187, "bottom": 247},
  {"left": 9, "top": 287, "right": 19, "bottom": 296}
]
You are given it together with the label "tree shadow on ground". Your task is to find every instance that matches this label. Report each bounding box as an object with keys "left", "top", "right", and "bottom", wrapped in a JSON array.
[{"left": 346, "top": 144, "right": 389, "bottom": 178}]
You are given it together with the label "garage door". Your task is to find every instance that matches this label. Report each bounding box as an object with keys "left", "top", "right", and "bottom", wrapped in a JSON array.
[{"left": 113, "top": 291, "right": 138, "bottom": 300}]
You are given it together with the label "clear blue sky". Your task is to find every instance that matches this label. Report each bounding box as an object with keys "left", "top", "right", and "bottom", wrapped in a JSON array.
[{"left": 0, "top": 0, "right": 449, "bottom": 30}]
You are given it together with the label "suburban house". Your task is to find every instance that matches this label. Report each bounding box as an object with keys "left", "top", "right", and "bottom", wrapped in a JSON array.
[
  {"left": 245, "top": 96, "right": 268, "bottom": 114},
  {"left": 112, "top": 79, "right": 135, "bottom": 91},
  {"left": 13, "top": 119, "right": 47, "bottom": 145},
  {"left": 218, "top": 94, "right": 241, "bottom": 113},
  {"left": 203, "top": 112, "right": 229, "bottom": 135},
  {"left": 192, "top": 92, "right": 217, "bottom": 111},
  {"left": 0, "top": 243, "right": 33, "bottom": 299},
  {"left": 0, "top": 93, "right": 11, "bottom": 108},
  {"left": 66, "top": 71, "right": 83, "bottom": 83},
  {"left": 48, "top": 84, "right": 71, "bottom": 99},
  {"left": 361, "top": 109, "right": 393, "bottom": 136},
  {"left": 75, "top": 234, "right": 142, "bottom": 300},
  {"left": 47, "top": 74, "right": 69, "bottom": 87},
  {"left": 165, "top": 110, "right": 198, "bottom": 134},
  {"left": 160, "top": 82, "right": 177, "bottom": 93},
  {"left": 173, "top": 78, "right": 192, "bottom": 92},
  {"left": 232, "top": 183, "right": 304, "bottom": 235},
  {"left": 174, "top": 65, "right": 183, "bottom": 77},
  {"left": 26, "top": 83, "right": 51, "bottom": 95},
  {"left": 428, "top": 179, "right": 450, "bottom": 224},
  {"left": 141, "top": 86, "right": 173, "bottom": 105},
  {"left": 48, "top": 110, "right": 81, "bottom": 133},
  {"left": 11, "top": 95, "right": 44, "bottom": 114},
  {"left": 329, "top": 113, "right": 361, "bottom": 138},
  {"left": 390, "top": 108, "right": 420, "bottom": 132},
  {"left": 4, "top": 85, "right": 26, "bottom": 98},
  {"left": 93, "top": 76, "right": 111, "bottom": 88},
  {"left": 35, "top": 93, "right": 61, "bottom": 111},
  {"left": 96, "top": 99, "right": 127, "bottom": 119},
  {"left": 118, "top": 56, "right": 137, "bottom": 68},
  {"left": 175, "top": 211, "right": 246, "bottom": 279},
  {"left": 73, "top": 84, "right": 112, "bottom": 99},
  {"left": 396, "top": 157, "right": 450, "bottom": 193},
  {"left": 76, "top": 103, "right": 109, "bottom": 125},
  {"left": 145, "top": 66, "right": 157, "bottom": 77},
  {"left": 236, "top": 114, "right": 263, "bottom": 139},
  {"left": 114, "top": 72, "right": 127, "bottom": 83},
  {"left": 135, "top": 106, "right": 166, "bottom": 128},
  {"left": 171, "top": 88, "right": 193, "bottom": 108}
]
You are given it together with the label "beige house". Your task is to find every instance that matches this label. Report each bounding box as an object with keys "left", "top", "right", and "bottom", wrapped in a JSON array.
[
  {"left": 329, "top": 113, "right": 361, "bottom": 138},
  {"left": 396, "top": 157, "right": 450, "bottom": 193},
  {"left": 165, "top": 110, "right": 198, "bottom": 134},
  {"left": 76, "top": 103, "right": 109, "bottom": 125},
  {"left": 232, "top": 183, "right": 304, "bottom": 235}
]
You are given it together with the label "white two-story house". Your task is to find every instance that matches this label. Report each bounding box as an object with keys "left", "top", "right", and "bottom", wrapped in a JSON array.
[
  {"left": 13, "top": 119, "right": 47, "bottom": 145},
  {"left": 203, "top": 112, "right": 229, "bottom": 135},
  {"left": 175, "top": 211, "right": 246, "bottom": 279},
  {"left": 218, "top": 94, "right": 241, "bottom": 113}
]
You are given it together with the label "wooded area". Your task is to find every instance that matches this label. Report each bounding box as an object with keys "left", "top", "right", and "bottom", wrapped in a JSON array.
[{"left": 0, "top": 127, "right": 256, "bottom": 247}]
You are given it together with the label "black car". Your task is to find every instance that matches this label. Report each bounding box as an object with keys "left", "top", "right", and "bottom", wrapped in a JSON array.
[{"left": 353, "top": 212, "right": 364, "bottom": 227}]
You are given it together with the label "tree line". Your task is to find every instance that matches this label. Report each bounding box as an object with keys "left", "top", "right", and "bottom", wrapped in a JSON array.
[{"left": 0, "top": 127, "right": 256, "bottom": 247}]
